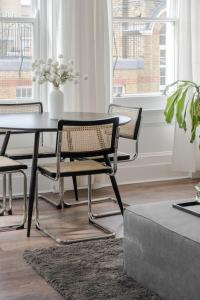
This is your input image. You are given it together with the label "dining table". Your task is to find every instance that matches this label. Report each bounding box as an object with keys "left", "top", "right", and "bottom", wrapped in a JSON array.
[{"left": 0, "top": 112, "right": 131, "bottom": 237}]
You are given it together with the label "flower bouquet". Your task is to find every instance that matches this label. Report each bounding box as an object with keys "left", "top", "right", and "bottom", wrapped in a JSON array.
[{"left": 32, "top": 55, "right": 88, "bottom": 119}]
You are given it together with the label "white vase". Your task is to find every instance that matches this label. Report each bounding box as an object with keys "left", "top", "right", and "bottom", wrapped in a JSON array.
[{"left": 48, "top": 86, "right": 64, "bottom": 119}]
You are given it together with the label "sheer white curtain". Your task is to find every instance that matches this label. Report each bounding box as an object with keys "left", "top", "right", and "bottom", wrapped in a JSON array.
[
  {"left": 50, "top": 0, "right": 112, "bottom": 113},
  {"left": 48, "top": 0, "right": 112, "bottom": 188},
  {"left": 172, "top": 0, "right": 200, "bottom": 172}
]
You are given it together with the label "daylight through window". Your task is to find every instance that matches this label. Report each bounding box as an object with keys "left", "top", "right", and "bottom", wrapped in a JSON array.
[
  {"left": 112, "top": 0, "right": 176, "bottom": 97},
  {"left": 0, "top": 0, "right": 35, "bottom": 100}
]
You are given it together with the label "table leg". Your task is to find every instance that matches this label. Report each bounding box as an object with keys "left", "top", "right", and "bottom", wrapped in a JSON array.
[
  {"left": 27, "top": 131, "right": 40, "bottom": 237},
  {"left": 0, "top": 131, "right": 11, "bottom": 155}
]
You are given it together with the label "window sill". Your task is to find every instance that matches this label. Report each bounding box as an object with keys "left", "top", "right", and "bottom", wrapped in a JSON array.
[{"left": 113, "top": 94, "right": 167, "bottom": 111}]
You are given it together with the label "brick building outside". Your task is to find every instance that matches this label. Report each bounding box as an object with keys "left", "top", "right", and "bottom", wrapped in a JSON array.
[
  {"left": 0, "top": 0, "right": 32, "bottom": 100},
  {"left": 112, "top": 0, "right": 167, "bottom": 96}
]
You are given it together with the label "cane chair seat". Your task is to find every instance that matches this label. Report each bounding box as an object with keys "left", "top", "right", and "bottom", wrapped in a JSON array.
[
  {"left": 6, "top": 146, "right": 56, "bottom": 160},
  {"left": 38, "top": 160, "right": 112, "bottom": 178},
  {"left": 0, "top": 156, "right": 27, "bottom": 172}
]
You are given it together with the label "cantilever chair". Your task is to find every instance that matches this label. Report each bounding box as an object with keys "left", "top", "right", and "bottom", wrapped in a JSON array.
[
  {"left": 0, "top": 102, "right": 56, "bottom": 215},
  {"left": 0, "top": 102, "right": 78, "bottom": 214},
  {"left": 0, "top": 102, "right": 55, "bottom": 160},
  {"left": 69, "top": 104, "right": 142, "bottom": 215},
  {"left": 35, "top": 117, "right": 123, "bottom": 244},
  {"left": 0, "top": 156, "right": 27, "bottom": 231},
  {"left": 93, "top": 104, "right": 142, "bottom": 212},
  {"left": 108, "top": 104, "right": 142, "bottom": 162}
]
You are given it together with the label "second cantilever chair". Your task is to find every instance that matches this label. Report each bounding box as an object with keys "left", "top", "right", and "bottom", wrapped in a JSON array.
[
  {"left": 35, "top": 117, "right": 122, "bottom": 244},
  {"left": 108, "top": 104, "right": 142, "bottom": 162},
  {"left": 0, "top": 102, "right": 55, "bottom": 160},
  {"left": 72, "top": 104, "right": 142, "bottom": 215},
  {"left": 96, "top": 104, "right": 142, "bottom": 212},
  {"left": 0, "top": 102, "right": 78, "bottom": 213},
  {"left": 0, "top": 156, "right": 27, "bottom": 231},
  {"left": 0, "top": 102, "right": 56, "bottom": 215}
]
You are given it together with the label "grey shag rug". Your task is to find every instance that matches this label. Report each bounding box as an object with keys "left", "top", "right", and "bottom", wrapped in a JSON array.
[{"left": 23, "top": 239, "right": 161, "bottom": 300}]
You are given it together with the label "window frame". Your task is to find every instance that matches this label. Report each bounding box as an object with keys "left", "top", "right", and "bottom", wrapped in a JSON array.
[
  {"left": 112, "top": 11, "right": 178, "bottom": 110},
  {"left": 0, "top": 0, "right": 39, "bottom": 102}
]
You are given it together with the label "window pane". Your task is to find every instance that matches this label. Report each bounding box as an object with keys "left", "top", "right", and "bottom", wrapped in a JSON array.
[
  {"left": 0, "top": 0, "right": 33, "bottom": 18},
  {"left": 0, "top": 22, "right": 33, "bottom": 99},
  {"left": 112, "top": 0, "right": 167, "bottom": 19},
  {"left": 16, "top": 87, "right": 21, "bottom": 98},
  {"left": 112, "top": 20, "right": 174, "bottom": 95}
]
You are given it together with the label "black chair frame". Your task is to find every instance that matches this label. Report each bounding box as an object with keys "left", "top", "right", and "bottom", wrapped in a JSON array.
[{"left": 35, "top": 117, "right": 124, "bottom": 244}]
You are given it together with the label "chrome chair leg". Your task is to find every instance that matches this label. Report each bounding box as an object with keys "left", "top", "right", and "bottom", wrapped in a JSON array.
[
  {"left": 7, "top": 173, "right": 13, "bottom": 215},
  {"left": 87, "top": 175, "right": 115, "bottom": 237},
  {"left": 0, "top": 170, "right": 27, "bottom": 231},
  {"left": 0, "top": 174, "right": 6, "bottom": 216},
  {"left": 59, "top": 177, "right": 65, "bottom": 209},
  {"left": 39, "top": 176, "right": 71, "bottom": 209},
  {"left": 36, "top": 175, "right": 115, "bottom": 244}
]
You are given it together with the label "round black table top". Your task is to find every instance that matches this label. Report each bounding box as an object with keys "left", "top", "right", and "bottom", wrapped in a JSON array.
[{"left": 0, "top": 112, "right": 130, "bottom": 132}]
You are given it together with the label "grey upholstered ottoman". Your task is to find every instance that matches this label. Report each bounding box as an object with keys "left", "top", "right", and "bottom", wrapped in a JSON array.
[{"left": 124, "top": 201, "right": 200, "bottom": 300}]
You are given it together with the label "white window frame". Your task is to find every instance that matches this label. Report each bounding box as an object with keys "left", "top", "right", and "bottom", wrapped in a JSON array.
[
  {"left": 112, "top": 12, "right": 178, "bottom": 110},
  {"left": 0, "top": 0, "right": 39, "bottom": 102}
]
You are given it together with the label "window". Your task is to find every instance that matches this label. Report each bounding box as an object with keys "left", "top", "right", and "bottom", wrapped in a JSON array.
[
  {"left": 16, "top": 86, "right": 32, "bottom": 98},
  {"left": 0, "top": 0, "right": 36, "bottom": 100},
  {"left": 112, "top": 0, "right": 177, "bottom": 97}
]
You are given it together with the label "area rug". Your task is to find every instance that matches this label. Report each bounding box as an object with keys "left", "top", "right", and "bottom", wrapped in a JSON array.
[{"left": 23, "top": 239, "right": 161, "bottom": 300}]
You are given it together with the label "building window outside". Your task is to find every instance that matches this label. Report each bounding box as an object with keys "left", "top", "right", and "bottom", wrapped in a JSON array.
[
  {"left": 16, "top": 86, "right": 32, "bottom": 98},
  {"left": 113, "top": 85, "right": 125, "bottom": 97},
  {"left": 0, "top": 0, "right": 36, "bottom": 100},
  {"left": 112, "top": 0, "right": 177, "bottom": 97}
]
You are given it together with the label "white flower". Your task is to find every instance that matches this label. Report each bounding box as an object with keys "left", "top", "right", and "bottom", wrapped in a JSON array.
[
  {"left": 40, "top": 65, "right": 46, "bottom": 72},
  {"left": 60, "top": 64, "right": 68, "bottom": 70},
  {"left": 52, "top": 61, "right": 59, "bottom": 68},
  {"left": 45, "top": 65, "right": 50, "bottom": 72},
  {"left": 58, "top": 69, "right": 65, "bottom": 76},
  {"left": 49, "top": 74, "right": 56, "bottom": 82},
  {"left": 32, "top": 56, "right": 86, "bottom": 88}
]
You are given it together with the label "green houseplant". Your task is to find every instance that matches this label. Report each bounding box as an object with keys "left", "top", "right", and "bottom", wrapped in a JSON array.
[
  {"left": 164, "top": 80, "right": 200, "bottom": 144},
  {"left": 164, "top": 80, "right": 200, "bottom": 203}
]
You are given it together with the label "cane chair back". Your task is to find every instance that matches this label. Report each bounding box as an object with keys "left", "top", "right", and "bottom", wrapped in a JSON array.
[
  {"left": 0, "top": 102, "right": 42, "bottom": 114},
  {"left": 0, "top": 102, "right": 42, "bottom": 134},
  {"left": 108, "top": 104, "right": 142, "bottom": 140},
  {"left": 58, "top": 118, "right": 119, "bottom": 159},
  {"left": 108, "top": 104, "right": 142, "bottom": 162}
]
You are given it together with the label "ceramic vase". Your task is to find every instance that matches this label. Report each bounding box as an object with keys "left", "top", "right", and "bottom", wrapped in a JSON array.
[{"left": 48, "top": 86, "right": 64, "bottom": 119}]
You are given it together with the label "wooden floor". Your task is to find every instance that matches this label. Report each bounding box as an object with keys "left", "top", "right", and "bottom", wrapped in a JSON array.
[{"left": 0, "top": 178, "right": 198, "bottom": 300}]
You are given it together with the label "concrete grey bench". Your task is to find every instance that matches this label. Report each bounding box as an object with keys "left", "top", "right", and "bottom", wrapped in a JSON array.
[{"left": 124, "top": 201, "right": 200, "bottom": 300}]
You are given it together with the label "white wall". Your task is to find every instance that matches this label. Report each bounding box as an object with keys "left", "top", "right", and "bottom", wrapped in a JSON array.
[{"left": 115, "top": 108, "right": 189, "bottom": 185}]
